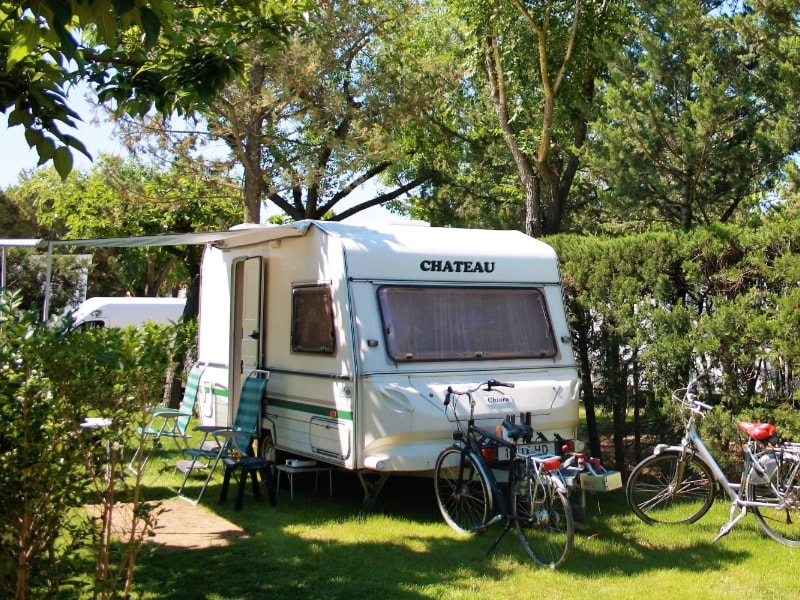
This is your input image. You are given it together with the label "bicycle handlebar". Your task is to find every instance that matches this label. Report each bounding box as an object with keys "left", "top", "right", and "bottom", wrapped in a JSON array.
[
  {"left": 443, "top": 379, "right": 515, "bottom": 406},
  {"left": 693, "top": 400, "right": 714, "bottom": 413},
  {"left": 683, "top": 375, "right": 714, "bottom": 415},
  {"left": 487, "top": 378, "right": 515, "bottom": 390}
]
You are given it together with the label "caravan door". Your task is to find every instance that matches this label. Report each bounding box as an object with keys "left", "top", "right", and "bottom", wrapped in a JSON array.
[{"left": 230, "top": 257, "right": 264, "bottom": 422}]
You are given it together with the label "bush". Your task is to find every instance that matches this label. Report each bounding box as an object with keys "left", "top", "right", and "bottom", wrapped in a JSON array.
[
  {"left": 549, "top": 221, "right": 800, "bottom": 470},
  {"left": 0, "top": 291, "right": 174, "bottom": 600}
]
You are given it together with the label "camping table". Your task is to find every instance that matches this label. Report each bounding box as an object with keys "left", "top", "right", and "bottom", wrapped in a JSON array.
[
  {"left": 275, "top": 464, "right": 333, "bottom": 500},
  {"left": 80, "top": 417, "right": 117, "bottom": 478}
]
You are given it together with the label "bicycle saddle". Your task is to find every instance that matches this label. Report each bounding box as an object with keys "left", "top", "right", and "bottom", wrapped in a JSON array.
[
  {"left": 502, "top": 419, "right": 533, "bottom": 442},
  {"left": 738, "top": 421, "right": 776, "bottom": 441}
]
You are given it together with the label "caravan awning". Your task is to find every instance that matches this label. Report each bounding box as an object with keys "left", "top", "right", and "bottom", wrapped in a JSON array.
[{"left": 0, "top": 225, "right": 304, "bottom": 319}]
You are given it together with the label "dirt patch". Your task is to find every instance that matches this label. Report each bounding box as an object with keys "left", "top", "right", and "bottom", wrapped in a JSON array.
[{"left": 85, "top": 499, "right": 249, "bottom": 552}]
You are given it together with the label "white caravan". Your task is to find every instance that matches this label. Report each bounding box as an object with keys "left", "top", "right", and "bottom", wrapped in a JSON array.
[
  {"left": 71, "top": 296, "right": 186, "bottom": 329},
  {"left": 196, "top": 220, "right": 580, "bottom": 503}
]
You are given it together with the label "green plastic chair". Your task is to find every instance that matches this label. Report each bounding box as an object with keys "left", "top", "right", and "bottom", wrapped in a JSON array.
[
  {"left": 128, "top": 362, "right": 207, "bottom": 472},
  {"left": 177, "top": 369, "right": 269, "bottom": 505}
]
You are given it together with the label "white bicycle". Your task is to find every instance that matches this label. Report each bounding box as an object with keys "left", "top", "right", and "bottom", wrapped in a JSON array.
[{"left": 626, "top": 375, "right": 800, "bottom": 545}]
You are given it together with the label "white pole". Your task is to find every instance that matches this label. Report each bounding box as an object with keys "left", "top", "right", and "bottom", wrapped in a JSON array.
[{"left": 42, "top": 242, "right": 53, "bottom": 321}]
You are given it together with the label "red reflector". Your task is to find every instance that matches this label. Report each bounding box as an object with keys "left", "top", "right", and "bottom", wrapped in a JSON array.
[
  {"left": 481, "top": 447, "right": 497, "bottom": 462},
  {"left": 543, "top": 458, "right": 561, "bottom": 472},
  {"left": 561, "top": 440, "right": 575, "bottom": 454}
]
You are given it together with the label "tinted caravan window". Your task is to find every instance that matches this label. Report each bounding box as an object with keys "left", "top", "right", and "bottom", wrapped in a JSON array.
[
  {"left": 377, "top": 286, "right": 557, "bottom": 361},
  {"left": 291, "top": 284, "right": 336, "bottom": 354}
]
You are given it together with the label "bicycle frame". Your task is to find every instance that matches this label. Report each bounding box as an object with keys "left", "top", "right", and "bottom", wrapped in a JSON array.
[
  {"left": 436, "top": 380, "right": 574, "bottom": 567},
  {"left": 447, "top": 385, "right": 566, "bottom": 512},
  {"left": 649, "top": 388, "right": 800, "bottom": 540}
]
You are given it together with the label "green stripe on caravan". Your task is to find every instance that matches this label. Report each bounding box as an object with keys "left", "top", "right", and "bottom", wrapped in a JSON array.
[{"left": 269, "top": 398, "right": 353, "bottom": 421}]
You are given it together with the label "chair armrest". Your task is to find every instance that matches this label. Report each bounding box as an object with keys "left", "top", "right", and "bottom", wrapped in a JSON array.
[
  {"left": 148, "top": 408, "right": 190, "bottom": 418},
  {"left": 191, "top": 425, "right": 220, "bottom": 433},
  {"left": 211, "top": 428, "right": 255, "bottom": 453}
]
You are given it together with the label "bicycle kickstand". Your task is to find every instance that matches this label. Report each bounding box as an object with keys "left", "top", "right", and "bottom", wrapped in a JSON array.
[
  {"left": 483, "top": 519, "right": 513, "bottom": 557},
  {"left": 712, "top": 506, "right": 747, "bottom": 543}
]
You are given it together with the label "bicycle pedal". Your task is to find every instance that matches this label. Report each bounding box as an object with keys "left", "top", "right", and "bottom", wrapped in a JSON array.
[{"left": 472, "top": 513, "right": 503, "bottom": 534}]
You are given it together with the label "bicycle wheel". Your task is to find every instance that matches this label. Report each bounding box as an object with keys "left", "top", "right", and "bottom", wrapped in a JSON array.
[
  {"left": 434, "top": 446, "right": 491, "bottom": 534},
  {"left": 513, "top": 473, "right": 573, "bottom": 569},
  {"left": 748, "top": 450, "right": 800, "bottom": 546},
  {"left": 626, "top": 451, "right": 716, "bottom": 524}
]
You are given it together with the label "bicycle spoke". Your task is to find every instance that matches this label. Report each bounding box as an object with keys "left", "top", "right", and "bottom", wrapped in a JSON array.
[
  {"left": 748, "top": 452, "right": 800, "bottom": 546},
  {"left": 626, "top": 452, "right": 715, "bottom": 524},
  {"left": 434, "top": 447, "right": 490, "bottom": 534},
  {"left": 513, "top": 475, "right": 573, "bottom": 569}
]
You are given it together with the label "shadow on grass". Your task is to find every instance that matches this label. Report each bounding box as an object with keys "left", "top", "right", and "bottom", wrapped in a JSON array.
[{"left": 128, "top": 464, "right": 750, "bottom": 599}]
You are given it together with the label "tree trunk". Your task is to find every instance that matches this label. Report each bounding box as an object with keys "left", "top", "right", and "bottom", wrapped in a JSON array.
[
  {"left": 164, "top": 268, "right": 201, "bottom": 408},
  {"left": 242, "top": 62, "right": 267, "bottom": 224},
  {"left": 573, "top": 306, "right": 602, "bottom": 458}
]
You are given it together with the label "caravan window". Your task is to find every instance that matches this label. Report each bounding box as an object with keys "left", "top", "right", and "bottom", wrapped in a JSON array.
[
  {"left": 377, "top": 286, "right": 557, "bottom": 362},
  {"left": 291, "top": 284, "right": 336, "bottom": 354}
]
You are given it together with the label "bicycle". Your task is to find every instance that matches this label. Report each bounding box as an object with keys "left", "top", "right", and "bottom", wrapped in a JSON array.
[
  {"left": 626, "top": 374, "right": 800, "bottom": 545},
  {"left": 433, "top": 379, "right": 574, "bottom": 568}
]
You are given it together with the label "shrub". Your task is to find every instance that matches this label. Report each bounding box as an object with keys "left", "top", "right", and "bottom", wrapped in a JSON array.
[{"left": 0, "top": 291, "right": 174, "bottom": 600}]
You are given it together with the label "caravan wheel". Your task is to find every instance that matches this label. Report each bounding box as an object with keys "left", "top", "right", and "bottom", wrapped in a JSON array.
[
  {"left": 259, "top": 432, "right": 276, "bottom": 463},
  {"left": 259, "top": 432, "right": 281, "bottom": 481}
]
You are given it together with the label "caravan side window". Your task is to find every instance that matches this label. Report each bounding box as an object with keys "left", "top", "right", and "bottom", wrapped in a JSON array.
[
  {"left": 291, "top": 284, "right": 336, "bottom": 354},
  {"left": 377, "top": 286, "right": 557, "bottom": 362}
]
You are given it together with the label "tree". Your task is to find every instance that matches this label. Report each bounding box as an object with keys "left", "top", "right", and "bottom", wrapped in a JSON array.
[
  {"left": 1, "top": 0, "right": 307, "bottom": 177},
  {"left": 4, "top": 154, "right": 241, "bottom": 406},
  {"left": 201, "top": 0, "right": 446, "bottom": 223},
  {"left": 449, "top": 0, "right": 623, "bottom": 236},
  {"left": 7, "top": 155, "right": 240, "bottom": 296},
  {"left": 584, "top": 0, "right": 800, "bottom": 232}
]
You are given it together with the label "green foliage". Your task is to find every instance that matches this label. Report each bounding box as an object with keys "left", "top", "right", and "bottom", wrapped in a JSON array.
[
  {"left": 583, "top": 0, "right": 799, "bottom": 232},
  {"left": 0, "top": 0, "right": 172, "bottom": 175},
  {"left": 3, "top": 156, "right": 241, "bottom": 300},
  {"left": 1, "top": 0, "right": 309, "bottom": 177},
  {"left": 0, "top": 247, "right": 90, "bottom": 315},
  {"left": 0, "top": 291, "right": 174, "bottom": 599},
  {"left": 202, "top": 0, "right": 445, "bottom": 223},
  {"left": 551, "top": 219, "right": 800, "bottom": 468}
]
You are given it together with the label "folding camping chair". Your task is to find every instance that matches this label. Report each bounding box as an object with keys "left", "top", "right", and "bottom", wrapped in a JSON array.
[
  {"left": 128, "top": 362, "right": 207, "bottom": 473},
  {"left": 176, "top": 369, "right": 270, "bottom": 505}
]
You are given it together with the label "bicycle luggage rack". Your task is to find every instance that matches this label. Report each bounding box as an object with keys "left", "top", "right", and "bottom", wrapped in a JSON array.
[{"left": 562, "top": 456, "right": 622, "bottom": 493}]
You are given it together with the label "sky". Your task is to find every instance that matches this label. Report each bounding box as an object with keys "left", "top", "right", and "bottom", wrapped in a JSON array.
[
  {"left": 0, "top": 87, "right": 116, "bottom": 189},
  {"left": 0, "top": 87, "right": 396, "bottom": 225}
]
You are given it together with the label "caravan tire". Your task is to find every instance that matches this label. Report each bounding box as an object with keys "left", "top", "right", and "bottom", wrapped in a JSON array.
[{"left": 259, "top": 432, "right": 282, "bottom": 477}]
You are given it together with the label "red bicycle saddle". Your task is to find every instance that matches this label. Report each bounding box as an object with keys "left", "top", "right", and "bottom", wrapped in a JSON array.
[{"left": 738, "top": 421, "right": 777, "bottom": 441}]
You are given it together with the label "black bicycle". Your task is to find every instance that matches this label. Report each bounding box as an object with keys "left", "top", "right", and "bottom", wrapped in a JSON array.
[{"left": 433, "top": 379, "right": 574, "bottom": 569}]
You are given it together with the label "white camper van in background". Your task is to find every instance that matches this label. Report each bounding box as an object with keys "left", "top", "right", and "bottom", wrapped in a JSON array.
[
  {"left": 71, "top": 297, "right": 186, "bottom": 329},
  {"left": 196, "top": 220, "right": 580, "bottom": 504}
]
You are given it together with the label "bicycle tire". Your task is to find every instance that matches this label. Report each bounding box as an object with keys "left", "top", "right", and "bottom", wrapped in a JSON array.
[
  {"left": 434, "top": 446, "right": 491, "bottom": 534},
  {"left": 748, "top": 450, "right": 800, "bottom": 546},
  {"left": 626, "top": 451, "right": 716, "bottom": 524},
  {"left": 512, "top": 473, "right": 573, "bottom": 569}
]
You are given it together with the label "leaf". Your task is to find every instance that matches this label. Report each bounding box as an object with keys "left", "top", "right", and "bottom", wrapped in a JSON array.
[
  {"left": 53, "top": 146, "right": 75, "bottom": 179},
  {"left": 6, "top": 109, "right": 28, "bottom": 127},
  {"left": 95, "top": 8, "right": 118, "bottom": 45},
  {"left": 139, "top": 7, "right": 163, "bottom": 47},
  {"left": 7, "top": 19, "right": 40, "bottom": 71}
]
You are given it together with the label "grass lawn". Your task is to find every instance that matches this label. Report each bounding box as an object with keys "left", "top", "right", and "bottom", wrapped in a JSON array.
[{"left": 125, "top": 438, "right": 800, "bottom": 600}]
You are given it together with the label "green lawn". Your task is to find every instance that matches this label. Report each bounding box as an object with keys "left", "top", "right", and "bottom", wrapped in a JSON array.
[{"left": 127, "top": 442, "right": 800, "bottom": 600}]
